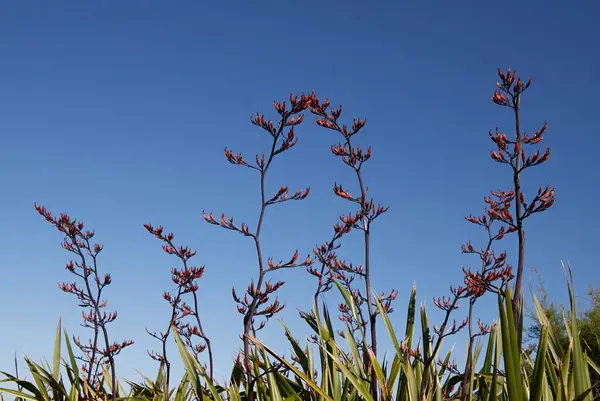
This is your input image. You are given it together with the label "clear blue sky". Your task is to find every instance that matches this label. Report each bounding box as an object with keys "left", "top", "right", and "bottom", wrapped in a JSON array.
[{"left": 1, "top": 0, "right": 598, "bottom": 385}]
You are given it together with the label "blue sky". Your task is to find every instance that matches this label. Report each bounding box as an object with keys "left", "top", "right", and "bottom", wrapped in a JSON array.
[{"left": 1, "top": 0, "right": 599, "bottom": 385}]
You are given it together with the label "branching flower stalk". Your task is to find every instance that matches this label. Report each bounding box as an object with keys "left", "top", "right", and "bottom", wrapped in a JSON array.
[
  {"left": 457, "top": 199, "right": 515, "bottom": 400},
  {"left": 490, "top": 68, "right": 555, "bottom": 331},
  {"left": 34, "top": 204, "right": 133, "bottom": 401},
  {"left": 308, "top": 222, "right": 352, "bottom": 310},
  {"left": 302, "top": 223, "right": 374, "bottom": 386},
  {"left": 423, "top": 192, "right": 516, "bottom": 398},
  {"left": 311, "top": 99, "right": 393, "bottom": 401},
  {"left": 203, "top": 92, "right": 317, "bottom": 396},
  {"left": 144, "top": 224, "right": 214, "bottom": 391},
  {"left": 308, "top": 216, "right": 374, "bottom": 346}
]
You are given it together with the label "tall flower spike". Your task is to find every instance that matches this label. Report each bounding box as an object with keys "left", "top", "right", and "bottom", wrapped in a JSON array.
[
  {"left": 311, "top": 97, "right": 391, "bottom": 401},
  {"left": 489, "top": 68, "right": 555, "bottom": 329},
  {"left": 35, "top": 204, "right": 132, "bottom": 397},
  {"left": 204, "top": 93, "right": 315, "bottom": 397},
  {"left": 144, "top": 223, "right": 214, "bottom": 382}
]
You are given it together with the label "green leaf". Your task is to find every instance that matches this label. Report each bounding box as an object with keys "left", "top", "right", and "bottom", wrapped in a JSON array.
[
  {"left": 504, "top": 287, "right": 523, "bottom": 395},
  {"left": 172, "top": 329, "right": 202, "bottom": 400},
  {"left": 333, "top": 281, "right": 366, "bottom": 345},
  {"left": 22, "top": 358, "right": 49, "bottom": 401},
  {"left": 63, "top": 329, "right": 80, "bottom": 391},
  {"left": 0, "top": 373, "right": 46, "bottom": 401},
  {"left": 261, "top": 348, "right": 283, "bottom": 401},
  {"left": 0, "top": 388, "right": 40, "bottom": 401},
  {"left": 248, "top": 335, "right": 336, "bottom": 401},
  {"left": 402, "top": 356, "right": 419, "bottom": 401},
  {"left": 52, "top": 320, "right": 61, "bottom": 381},
  {"left": 565, "top": 266, "right": 592, "bottom": 401},
  {"left": 498, "top": 290, "right": 522, "bottom": 401},
  {"left": 367, "top": 348, "right": 388, "bottom": 400},
  {"left": 318, "top": 344, "right": 373, "bottom": 401},
  {"left": 343, "top": 325, "right": 366, "bottom": 378},
  {"left": 386, "top": 354, "right": 402, "bottom": 395},
  {"left": 529, "top": 326, "right": 548, "bottom": 401},
  {"left": 487, "top": 333, "right": 500, "bottom": 401},
  {"left": 281, "top": 320, "right": 309, "bottom": 374}
]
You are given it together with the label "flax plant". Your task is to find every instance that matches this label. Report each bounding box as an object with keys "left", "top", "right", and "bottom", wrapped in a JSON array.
[
  {"left": 33, "top": 205, "right": 133, "bottom": 401},
  {"left": 202, "top": 92, "right": 317, "bottom": 397},
  {"left": 310, "top": 98, "right": 394, "bottom": 401},
  {"left": 4, "top": 68, "right": 598, "bottom": 401},
  {"left": 489, "top": 68, "right": 555, "bottom": 331},
  {"left": 144, "top": 224, "right": 214, "bottom": 392}
]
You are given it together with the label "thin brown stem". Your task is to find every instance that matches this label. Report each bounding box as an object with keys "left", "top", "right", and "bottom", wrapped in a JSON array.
[
  {"left": 428, "top": 296, "right": 462, "bottom": 368},
  {"left": 73, "top": 241, "right": 110, "bottom": 394},
  {"left": 312, "top": 240, "right": 334, "bottom": 312},
  {"left": 244, "top": 120, "right": 285, "bottom": 401},
  {"left": 144, "top": 225, "right": 211, "bottom": 393},
  {"left": 162, "top": 287, "right": 183, "bottom": 392},
  {"left": 350, "top": 140, "right": 378, "bottom": 401},
  {"left": 70, "top": 239, "right": 116, "bottom": 400},
  {"left": 206, "top": 94, "right": 315, "bottom": 400},
  {"left": 191, "top": 290, "right": 214, "bottom": 380}
]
